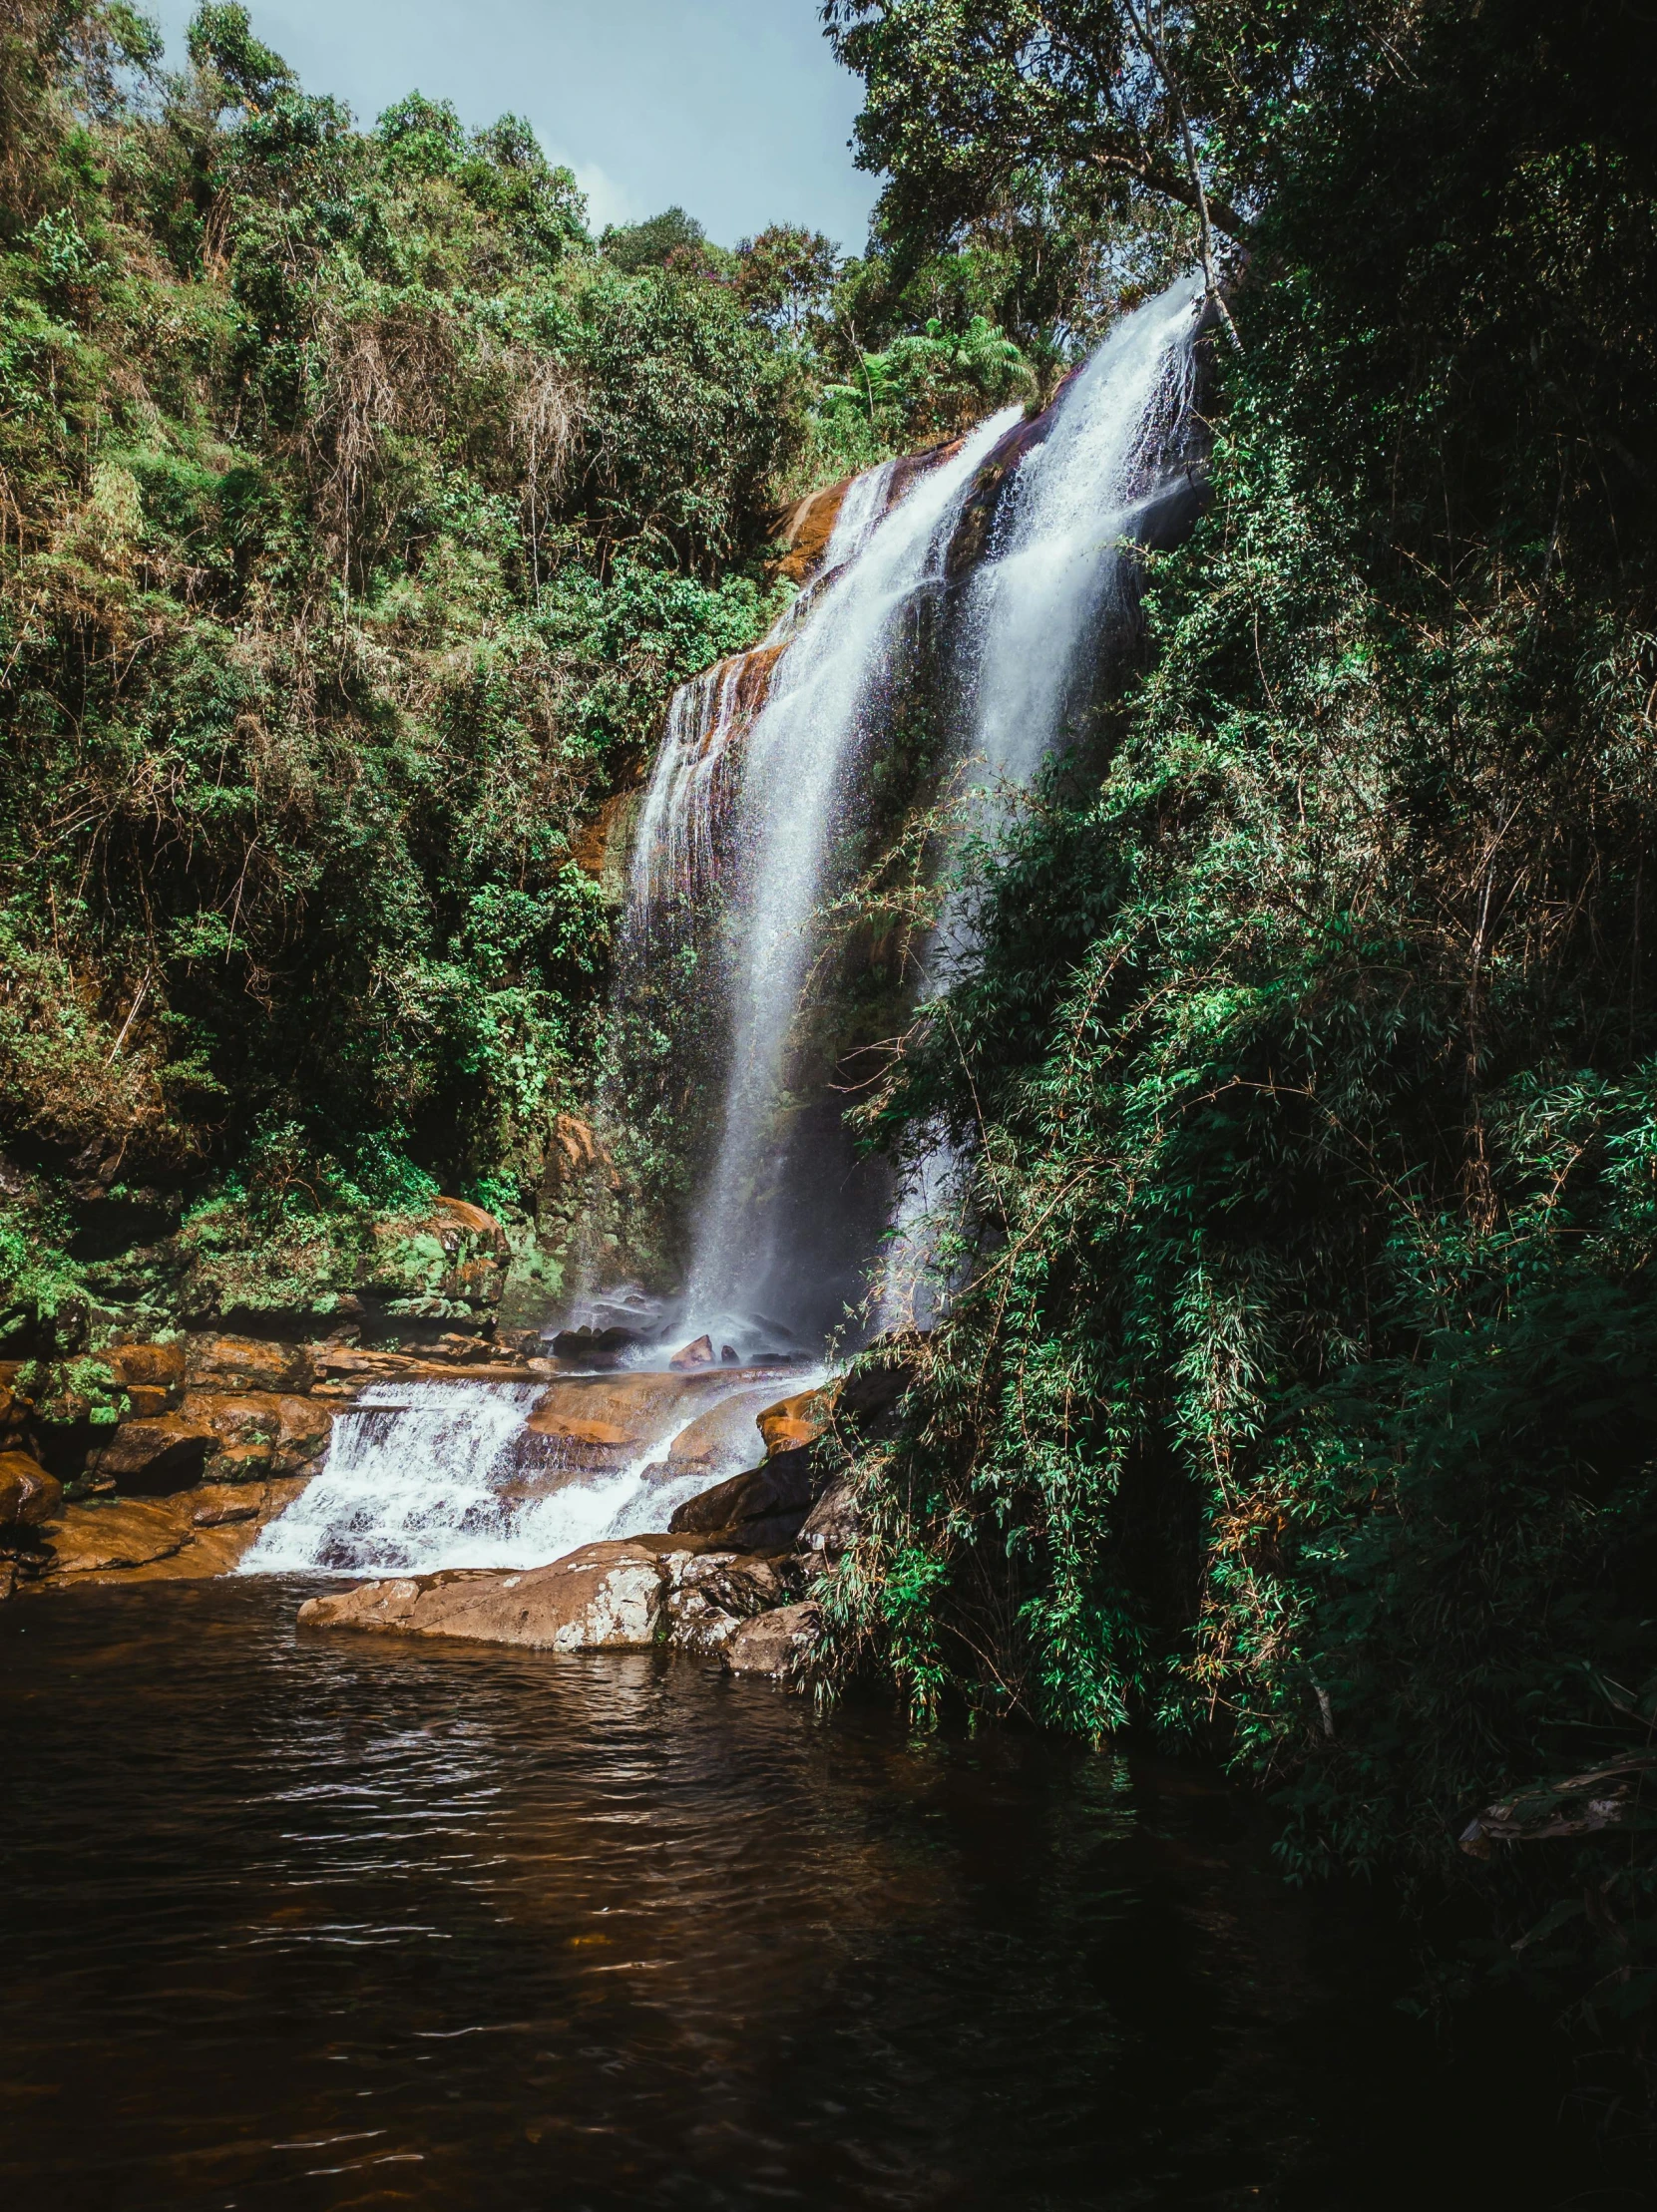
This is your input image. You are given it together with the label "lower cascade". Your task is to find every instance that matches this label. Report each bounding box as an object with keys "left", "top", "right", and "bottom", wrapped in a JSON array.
[{"left": 244, "top": 1370, "right": 819, "bottom": 1577}]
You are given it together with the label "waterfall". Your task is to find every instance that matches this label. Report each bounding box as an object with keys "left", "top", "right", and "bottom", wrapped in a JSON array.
[
  {"left": 581, "top": 275, "right": 1206, "bottom": 1352},
  {"left": 684, "top": 407, "right": 1022, "bottom": 1333},
  {"left": 240, "top": 1374, "right": 805, "bottom": 1577},
  {"left": 962, "top": 273, "right": 1204, "bottom": 791},
  {"left": 874, "top": 275, "right": 1206, "bottom": 1326}
]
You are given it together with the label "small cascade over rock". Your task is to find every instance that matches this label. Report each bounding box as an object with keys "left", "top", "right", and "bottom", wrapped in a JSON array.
[{"left": 243, "top": 1370, "right": 814, "bottom": 1576}]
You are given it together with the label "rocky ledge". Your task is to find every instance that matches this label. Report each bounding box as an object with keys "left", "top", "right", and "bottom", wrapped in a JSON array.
[{"left": 297, "top": 1538, "right": 821, "bottom": 1679}]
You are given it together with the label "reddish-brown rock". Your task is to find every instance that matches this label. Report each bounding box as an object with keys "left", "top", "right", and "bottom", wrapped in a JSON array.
[
  {"left": 0, "top": 1450, "right": 62, "bottom": 1528},
  {"left": 188, "top": 1391, "right": 332, "bottom": 1473},
  {"left": 107, "top": 1341, "right": 186, "bottom": 1399},
  {"left": 85, "top": 1411, "right": 216, "bottom": 1489},
  {"left": 756, "top": 1387, "right": 831, "bottom": 1457},
  {"left": 46, "top": 1495, "right": 196, "bottom": 1573},
  {"left": 668, "top": 1333, "right": 715, "bottom": 1371},
  {"left": 186, "top": 1335, "right": 316, "bottom": 1396},
  {"left": 193, "top": 1493, "right": 260, "bottom": 1528},
  {"left": 771, "top": 475, "right": 854, "bottom": 583}
]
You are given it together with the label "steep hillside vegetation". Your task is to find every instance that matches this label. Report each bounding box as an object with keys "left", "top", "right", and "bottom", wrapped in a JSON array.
[
  {"left": 0, "top": 1, "right": 1032, "bottom": 1341},
  {"left": 821, "top": 0, "right": 1657, "bottom": 2103}
]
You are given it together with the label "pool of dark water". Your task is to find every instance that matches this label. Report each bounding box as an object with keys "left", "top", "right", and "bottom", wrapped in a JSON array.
[{"left": 0, "top": 1579, "right": 1607, "bottom": 2210}]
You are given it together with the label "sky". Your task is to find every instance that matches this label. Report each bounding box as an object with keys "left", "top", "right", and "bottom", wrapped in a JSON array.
[{"left": 146, "top": 0, "right": 882, "bottom": 249}]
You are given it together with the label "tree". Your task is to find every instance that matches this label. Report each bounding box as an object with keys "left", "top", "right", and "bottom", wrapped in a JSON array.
[{"left": 186, "top": 1, "right": 294, "bottom": 111}]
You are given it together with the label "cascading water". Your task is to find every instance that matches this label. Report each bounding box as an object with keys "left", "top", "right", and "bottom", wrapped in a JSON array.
[
  {"left": 875, "top": 276, "right": 1206, "bottom": 1326},
  {"left": 242, "top": 1373, "right": 808, "bottom": 1577},
  {"left": 962, "top": 273, "right": 1204, "bottom": 790},
  {"left": 684, "top": 407, "right": 1023, "bottom": 1334},
  {"left": 578, "top": 275, "right": 1207, "bottom": 1351}
]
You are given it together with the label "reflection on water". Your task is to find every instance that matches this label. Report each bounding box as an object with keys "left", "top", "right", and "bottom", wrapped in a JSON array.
[{"left": 0, "top": 1581, "right": 1584, "bottom": 2211}]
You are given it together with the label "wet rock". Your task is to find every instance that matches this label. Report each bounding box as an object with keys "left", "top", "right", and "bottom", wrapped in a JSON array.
[
  {"left": 188, "top": 1391, "right": 332, "bottom": 1474},
  {"left": 722, "top": 1601, "right": 820, "bottom": 1679},
  {"left": 41, "top": 1476, "right": 306, "bottom": 1582},
  {"left": 193, "top": 1493, "right": 260, "bottom": 1528},
  {"left": 798, "top": 1474, "right": 859, "bottom": 1559},
  {"left": 660, "top": 1548, "right": 796, "bottom": 1655},
  {"left": 549, "top": 1323, "right": 637, "bottom": 1368},
  {"left": 668, "top": 1333, "right": 715, "bottom": 1371},
  {"left": 203, "top": 1440, "right": 276, "bottom": 1484},
  {"left": 46, "top": 1495, "right": 196, "bottom": 1573},
  {"left": 84, "top": 1411, "right": 216, "bottom": 1490},
  {"left": 297, "top": 1540, "right": 668, "bottom": 1650},
  {"left": 0, "top": 1450, "right": 63, "bottom": 1529},
  {"left": 772, "top": 473, "right": 854, "bottom": 583},
  {"left": 756, "top": 1387, "right": 831, "bottom": 1456},
  {"left": 107, "top": 1341, "right": 186, "bottom": 1401},
  {"left": 667, "top": 1444, "right": 814, "bottom": 1552},
  {"left": 186, "top": 1335, "right": 316, "bottom": 1396}
]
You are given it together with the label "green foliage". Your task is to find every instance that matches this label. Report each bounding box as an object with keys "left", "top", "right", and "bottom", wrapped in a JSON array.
[
  {"left": 823, "top": 0, "right": 1657, "bottom": 2097},
  {"left": 0, "top": 1, "right": 836, "bottom": 1329},
  {"left": 819, "top": 311, "right": 1034, "bottom": 450}
]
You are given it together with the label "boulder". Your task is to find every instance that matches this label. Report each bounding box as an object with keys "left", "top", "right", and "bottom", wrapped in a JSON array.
[
  {"left": 661, "top": 1551, "right": 796, "bottom": 1657},
  {"left": 107, "top": 1341, "right": 186, "bottom": 1400},
  {"left": 186, "top": 1335, "right": 316, "bottom": 1396},
  {"left": 798, "top": 1474, "right": 859, "bottom": 1559},
  {"left": 722, "top": 1601, "right": 821, "bottom": 1679},
  {"left": 84, "top": 1411, "right": 216, "bottom": 1490},
  {"left": 756, "top": 1387, "right": 831, "bottom": 1457},
  {"left": 0, "top": 1450, "right": 63, "bottom": 1529},
  {"left": 666, "top": 1444, "right": 815, "bottom": 1552},
  {"left": 668, "top": 1333, "right": 715, "bottom": 1371},
  {"left": 549, "top": 1323, "right": 636, "bottom": 1368},
  {"left": 188, "top": 1391, "right": 332, "bottom": 1474},
  {"left": 297, "top": 1540, "right": 668, "bottom": 1651}
]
